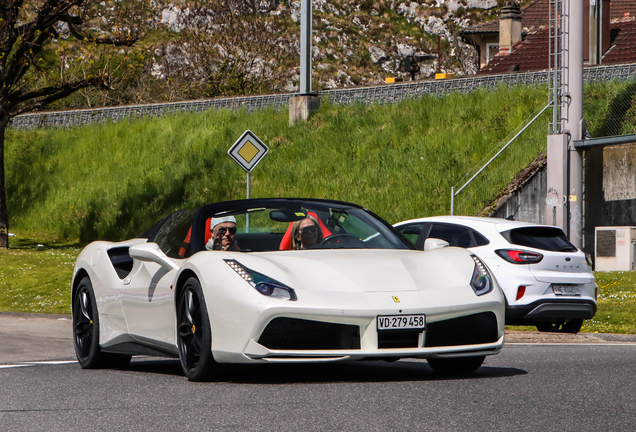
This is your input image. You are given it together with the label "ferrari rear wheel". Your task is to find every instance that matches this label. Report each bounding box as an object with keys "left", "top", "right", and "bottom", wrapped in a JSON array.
[
  {"left": 536, "top": 319, "right": 583, "bottom": 334},
  {"left": 427, "top": 356, "right": 485, "bottom": 374},
  {"left": 177, "top": 277, "right": 217, "bottom": 381},
  {"left": 73, "top": 277, "right": 131, "bottom": 369}
]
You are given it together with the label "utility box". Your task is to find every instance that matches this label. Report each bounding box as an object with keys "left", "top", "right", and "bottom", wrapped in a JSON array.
[{"left": 595, "top": 226, "right": 636, "bottom": 271}]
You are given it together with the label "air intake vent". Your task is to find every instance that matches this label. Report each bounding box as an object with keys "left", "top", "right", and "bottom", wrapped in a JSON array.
[
  {"left": 425, "top": 312, "right": 498, "bottom": 347},
  {"left": 107, "top": 247, "right": 134, "bottom": 280},
  {"left": 258, "top": 318, "right": 360, "bottom": 350}
]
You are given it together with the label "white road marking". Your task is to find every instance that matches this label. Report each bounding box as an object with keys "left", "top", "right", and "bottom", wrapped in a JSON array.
[
  {"left": 506, "top": 343, "right": 636, "bottom": 346},
  {"left": 0, "top": 360, "right": 77, "bottom": 369}
]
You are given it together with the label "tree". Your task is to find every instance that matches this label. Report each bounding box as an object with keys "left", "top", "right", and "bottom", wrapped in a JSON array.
[
  {"left": 0, "top": 0, "right": 153, "bottom": 247},
  {"left": 159, "top": 0, "right": 294, "bottom": 98}
]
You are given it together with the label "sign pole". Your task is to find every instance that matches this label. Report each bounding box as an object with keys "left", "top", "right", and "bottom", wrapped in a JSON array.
[
  {"left": 246, "top": 172, "right": 251, "bottom": 231},
  {"left": 227, "top": 130, "right": 269, "bottom": 234}
]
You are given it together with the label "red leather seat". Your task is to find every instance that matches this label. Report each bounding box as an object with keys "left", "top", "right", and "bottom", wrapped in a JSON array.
[{"left": 279, "top": 212, "right": 332, "bottom": 250}]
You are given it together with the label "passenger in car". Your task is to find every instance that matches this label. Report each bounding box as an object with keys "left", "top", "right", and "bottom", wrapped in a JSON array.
[
  {"left": 206, "top": 216, "right": 239, "bottom": 251},
  {"left": 290, "top": 216, "right": 323, "bottom": 250}
]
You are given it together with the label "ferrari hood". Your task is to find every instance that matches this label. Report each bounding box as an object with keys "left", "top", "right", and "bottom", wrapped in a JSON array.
[{"left": 228, "top": 249, "right": 475, "bottom": 294}]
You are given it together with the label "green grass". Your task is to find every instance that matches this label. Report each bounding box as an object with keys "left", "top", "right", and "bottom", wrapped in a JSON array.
[
  {"left": 7, "top": 81, "right": 633, "bottom": 243},
  {"left": 582, "top": 271, "right": 636, "bottom": 334},
  {"left": 0, "top": 240, "right": 81, "bottom": 314},
  {"left": 6, "top": 84, "right": 553, "bottom": 242}
]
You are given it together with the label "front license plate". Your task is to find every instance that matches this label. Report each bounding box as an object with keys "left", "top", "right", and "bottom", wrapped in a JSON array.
[
  {"left": 377, "top": 315, "right": 426, "bottom": 331},
  {"left": 553, "top": 285, "right": 581, "bottom": 296}
]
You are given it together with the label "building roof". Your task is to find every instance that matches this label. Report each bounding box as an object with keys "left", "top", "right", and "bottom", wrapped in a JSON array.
[
  {"left": 461, "top": 0, "right": 549, "bottom": 35},
  {"left": 611, "top": 0, "right": 636, "bottom": 20},
  {"left": 476, "top": 18, "right": 636, "bottom": 75},
  {"left": 476, "top": 27, "right": 551, "bottom": 74},
  {"left": 462, "top": 0, "right": 636, "bottom": 35},
  {"left": 602, "top": 18, "right": 636, "bottom": 64}
]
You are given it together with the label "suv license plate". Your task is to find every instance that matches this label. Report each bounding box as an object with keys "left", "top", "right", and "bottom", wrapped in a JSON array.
[
  {"left": 377, "top": 315, "right": 426, "bottom": 331},
  {"left": 553, "top": 285, "right": 581, "bottom": 296}
]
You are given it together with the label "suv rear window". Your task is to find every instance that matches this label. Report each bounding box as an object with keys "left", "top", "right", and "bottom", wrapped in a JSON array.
[{"left": 501, "top": 227, "right": 578, "bottom": 252}]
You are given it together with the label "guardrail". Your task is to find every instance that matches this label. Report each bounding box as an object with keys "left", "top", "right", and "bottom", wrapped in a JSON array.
[{"left": 9, "top": 62, "right": 636, "bottom": 130}]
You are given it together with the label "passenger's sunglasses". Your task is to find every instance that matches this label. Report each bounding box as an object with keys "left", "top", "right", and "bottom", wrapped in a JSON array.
[
  {"left": 299, "top": 226, "right": 318, "bottom": 234},
  {"left": 216, "top": 227, "right": 237, "bottom": 235}
]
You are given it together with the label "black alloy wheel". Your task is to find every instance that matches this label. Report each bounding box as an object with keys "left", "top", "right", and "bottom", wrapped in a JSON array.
[
  {"left": 177, "top": 277, "right": 216, "bottom": 381},
  {"left": 536, "top": 318, "right": 584, "bottom": 334},
  {"left": 427, "top": 355, "right": 486, "bottom": 374},
  {"left": 73, "top": 277, "right": 131, "bottom": 369}
]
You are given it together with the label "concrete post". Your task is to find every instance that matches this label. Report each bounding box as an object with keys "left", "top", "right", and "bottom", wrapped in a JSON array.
[
  {"left": 290, "top": 0, "right": 321, "bottom": 125},
  {"left": 564, "top": 0, "right": 584, "bottom": 248},
  {"left": 547, "top": 134, "right": 568, "bottom": 228},
  {"left": 289, "top": 94, "right": 321, "bottom": 126}
]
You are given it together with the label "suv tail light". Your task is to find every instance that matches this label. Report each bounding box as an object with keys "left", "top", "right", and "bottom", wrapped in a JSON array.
[
  {"left": 516, "top": 286, "right": 526, "bottom": 300},
  {"left": 495, "top": 249, "right": 543, "bottom": 264}
]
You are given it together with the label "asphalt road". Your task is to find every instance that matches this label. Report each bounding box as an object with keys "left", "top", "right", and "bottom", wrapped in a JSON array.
[{"left": 2, "top": 313, "right": 636, "bottom": 431}]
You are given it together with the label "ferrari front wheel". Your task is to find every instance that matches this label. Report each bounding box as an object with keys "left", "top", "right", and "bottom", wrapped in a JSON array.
[
  {"left": 177, "top": 277, "right": 217, "bottom": 381},
  {"left": 73, "top": 277, "right": 131, "bottom": 369},
  {"left": 427, "top": 355, "right": 485, "bottom": 374}
]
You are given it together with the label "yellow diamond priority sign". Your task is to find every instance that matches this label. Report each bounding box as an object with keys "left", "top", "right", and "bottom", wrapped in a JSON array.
[{"left": 228, "top": 130, "right": 269, "bottom": 173}]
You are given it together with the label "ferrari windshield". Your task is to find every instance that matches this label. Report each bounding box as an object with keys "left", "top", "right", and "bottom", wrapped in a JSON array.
[{"left": 192, "top": 199, "right": 413, "bottom": 253}]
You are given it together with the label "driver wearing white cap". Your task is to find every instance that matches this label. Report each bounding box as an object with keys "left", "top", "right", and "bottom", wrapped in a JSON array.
[{"left": 205, "top": 216, "right": 238, "bottom": 251}]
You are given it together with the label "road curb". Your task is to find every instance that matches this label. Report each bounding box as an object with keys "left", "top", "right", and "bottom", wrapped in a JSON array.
[{"left": 505, "top": 330, "right": 636, "bottom": 344}]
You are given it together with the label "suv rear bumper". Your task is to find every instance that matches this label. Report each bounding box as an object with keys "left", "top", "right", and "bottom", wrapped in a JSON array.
[{"left": 505, "top": 299, "right": 597, "bottom": 325}]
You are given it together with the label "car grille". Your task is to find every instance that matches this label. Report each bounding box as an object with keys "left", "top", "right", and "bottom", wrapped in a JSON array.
[
  {"left": 258, "top": 318, "right": 361, "bottom": 350},
  {"left": 378, "top": 330, "right": 420, "bottom": 349},
  {"left": 424, "top": 312, "right": 499, "bottom": 347}
]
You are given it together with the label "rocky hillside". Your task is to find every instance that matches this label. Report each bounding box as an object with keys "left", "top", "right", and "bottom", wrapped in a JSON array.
[{"left": 51, "top": 0, "right": 506, "bottom": 109}]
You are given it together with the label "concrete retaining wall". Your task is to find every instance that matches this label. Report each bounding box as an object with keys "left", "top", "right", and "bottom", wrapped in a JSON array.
[{"left": 491, "top": 143, "right": 636, "bottom": 258}]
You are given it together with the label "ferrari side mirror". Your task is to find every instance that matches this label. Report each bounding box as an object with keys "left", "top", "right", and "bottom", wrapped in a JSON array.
[
  {"left": 129, "top": 243, "right": 179, "bottom": 271},
  {"left": 424, "top": 238, "right": 450, "bottom": 251}
]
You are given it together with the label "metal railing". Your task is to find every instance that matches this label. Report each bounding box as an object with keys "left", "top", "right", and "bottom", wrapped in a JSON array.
[
  {"left": 450, "top": 103, "right": 551, "bottom": 215},
  {"left": 10, "top": 62, "right": 636, "bottom": 130},
  {"left": 450, "top": 103, "right": 553, "bottom": 216}
]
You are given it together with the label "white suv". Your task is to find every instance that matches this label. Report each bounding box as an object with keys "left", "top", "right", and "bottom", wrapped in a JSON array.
[{"left": 394, "top": 216, "right": 597, "bottom": 333}]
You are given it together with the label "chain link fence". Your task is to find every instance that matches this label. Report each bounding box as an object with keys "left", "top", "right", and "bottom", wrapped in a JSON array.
[
  {"left": 10, "top": 62, "right": 636, "bottom": 131},
  {"left": 595, "top": 81, "right": 636, "bottom": 137}
]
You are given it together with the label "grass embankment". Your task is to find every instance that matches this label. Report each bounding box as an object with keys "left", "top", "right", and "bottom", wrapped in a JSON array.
[
  {"left": 6, "top": 84, "right": 552, "bottom": 242},
  {"left": 2, "top": 80, "right": 635, "bottom": 330}
]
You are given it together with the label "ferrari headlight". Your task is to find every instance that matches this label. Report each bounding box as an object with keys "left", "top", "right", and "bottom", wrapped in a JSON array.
[
  {"left": 224, "top": 260, "right": 297, "bottom": 301},
  {"left": 470, "top": 255, "right": 494, "bottom": 296}
]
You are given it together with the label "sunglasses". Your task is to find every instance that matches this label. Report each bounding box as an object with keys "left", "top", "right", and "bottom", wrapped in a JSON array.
[
  {"left": 299, "top": 226, "right": 318, "bottom": 234},
  {"left": 216, "top": 227, "right": 237, "bottom": 235}
]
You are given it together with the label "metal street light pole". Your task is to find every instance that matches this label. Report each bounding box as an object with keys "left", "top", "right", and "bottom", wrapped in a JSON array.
[{"left": 300, "top": 0, "right": 312, "bottom": 94}]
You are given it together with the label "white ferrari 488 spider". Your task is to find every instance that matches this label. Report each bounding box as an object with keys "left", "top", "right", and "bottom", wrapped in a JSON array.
[{"left": 72, "top": 198, "right": 505, "bottom": 381}]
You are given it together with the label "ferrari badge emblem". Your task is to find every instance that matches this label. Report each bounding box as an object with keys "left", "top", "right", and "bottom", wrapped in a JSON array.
[{"left": 392, "top": 296, "right": 400, "bottom": 303}]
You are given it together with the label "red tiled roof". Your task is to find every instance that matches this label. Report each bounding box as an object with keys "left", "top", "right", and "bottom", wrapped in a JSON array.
[
  {"left": 461, "top": 19, "right": 499, "bottom": 34},
  {"left": 476, "top": 27, "right": 551, "bottom": 75},
  {"left": 463, "top": 0, "right": 636, "bottom": 35},
  {"left": 610, "top": 0, "right": 636, "bottom": 20},
  {"left": 462, "top": 0, "right": 549, "bottom": 34},
  {"left": 603, "top": 18, "right": 636, "bottom": 63},
  {"left": 518, "top": 0, "right": 550, "bottom": 28},
  {"left": 476, "top": 17, "right": 636, "bottom": 75}
]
